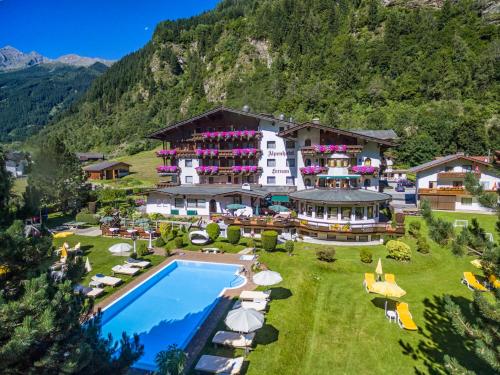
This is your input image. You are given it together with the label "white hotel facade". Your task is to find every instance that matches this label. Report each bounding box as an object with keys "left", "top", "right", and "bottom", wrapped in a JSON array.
[{"left": 146, "top": 106, "right": 405, "bottom": 243}]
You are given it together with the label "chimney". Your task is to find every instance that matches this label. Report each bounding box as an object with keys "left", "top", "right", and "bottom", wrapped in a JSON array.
[
  {"left": 312, "top": 117, "right": 320, "bottom": 124},
  {"left": 242, "top": 105, "right": 250, "bottom": 113}
]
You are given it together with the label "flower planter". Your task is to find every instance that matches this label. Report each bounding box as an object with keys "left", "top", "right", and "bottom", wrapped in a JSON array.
[
  {"left": 156, "top": 149, "right": 177, "bottom": 157},
  {"left": 156, "top": 166, "right": 179, "bottom": 174},
  {"left": 313, "top": 144, "right": 347, "bottom": 153},
  {"left": 300, "top": 166, "right": 328, "bottom": 175}
]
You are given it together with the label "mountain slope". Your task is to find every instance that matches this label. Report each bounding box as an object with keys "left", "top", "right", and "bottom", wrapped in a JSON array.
[
  {"left": 0, "top": 63, "right": 108, "bottom": 142},
  {"left": 38, "top": 0, "right": 499, "bottom": 164}
]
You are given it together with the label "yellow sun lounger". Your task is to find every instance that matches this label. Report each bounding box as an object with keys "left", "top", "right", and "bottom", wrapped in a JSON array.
[
  {"left": 396, "top": 303, "right": 417, "bottom": 331},
  {"left": 462, "top": 272, "right": 488, "bottom": 292},
  {"left": 363, "top": 273, "right": 375, "bottom": 293},
  {"left": 384, "top": 273, "right": 396, "bottom": 283},
  {"left": 489, "top": 275, "right": 500, "bottom": 289}
]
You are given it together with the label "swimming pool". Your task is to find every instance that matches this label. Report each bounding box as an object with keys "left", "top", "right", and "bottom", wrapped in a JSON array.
[{"left": 101, "top": 260, "right": 245, "bottom": 371}]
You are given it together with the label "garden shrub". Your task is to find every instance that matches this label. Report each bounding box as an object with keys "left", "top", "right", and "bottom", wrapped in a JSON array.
[
  {"left": 154, "top": 237, "right": 166, "bottom": 247},
  {"left": 171, "top": 228, "right": 178, "bottom": 238},
  {"left": 261, "top": 230, "right": 278, "bottom": 251},
  {"left": 129, "top": 252, "right": 137, "bottom": 259},
  {"left": 360, "top": 248, "right": 373, "bottom": 263},
  {"left": 416, "top": 235, "right": 430, "bottom": 254},
  {"left": 206, "top": 223, "right": 221, "bottom": 242},
  {"left": 408, "top": 221, "right": 421, "bottom": 238},
  {"left": 159, "top": 222, "right": 171, "bottom": 242},
  {"left": 285, "top": 240, "right": 294, "bottom": 256},
  {"left": 386, "top": 240, "right": 411, "bottom": 261},
  {"left": 429, "top": 218, "right": 453, "bottom": 245},
  {"left": 247, "top": 238, "right": 256, "bottom": 249},
  {"left": 174, "top": 237, "right": 184, "bottom": 248},
  {"left": 227, "top": 226, "right": 241, "bottom": 245},
  {"left": 420, "top": 199, "right": 432, "bottom": 223},
  {"left": 138, "top": 242, "right": 149, "bottom": 257},
  {"left": 316, "top": 248, "right": 335, "bottom": 262},
  {"left": 75, "top": 212, "right": 100, "bottom": 225}
]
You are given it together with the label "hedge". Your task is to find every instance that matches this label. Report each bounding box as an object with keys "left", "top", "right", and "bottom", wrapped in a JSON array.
[
  {"left": 227, "top": 226, "right": 241, "bottom": 245},
  {"left": 386, "top": 240, "right": 412, "bottom": 261},
  {"left": 261, "top": 230, "right": 278, "bottom": 251},
  {"left": 206, "top": 222, "right": 221, "bottom": 242},
  {"left": 75, "top": 212, "right": 100, "bottom": 225}
]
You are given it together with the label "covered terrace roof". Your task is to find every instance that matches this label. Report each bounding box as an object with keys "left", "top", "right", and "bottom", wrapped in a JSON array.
[{"left": 289, "top": 189, "right": 391, "bottom": 204}]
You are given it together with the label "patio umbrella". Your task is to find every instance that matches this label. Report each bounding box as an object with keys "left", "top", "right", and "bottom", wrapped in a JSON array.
[
  {"left": 53, "top": 231, "right": 73, "bottom": 239},
  {"left": 268, "top": 205, "right": 289, "bottom": 212},
  {"left": 84, "top": 257, "right": 92, "bottom": 273},
  {"left": 253, "top": 270, "right": 283, "bottom": 286},
  {"left": 371, "top": 281, "right": 406, "bottom": 312},
  {"left": 227, "top": 204, "right": 246, "bottom": 210},
  {"left": 108, "top": 243, "right": 132, "bottom": 254},
  {"left": 375, "top": 258, "right": 383, "bottom": 280},
  {"left": 60, "top": 244, "right": 68, "bottom": 258},
  {"left": 225, "top": 307, "right": 264, "bottom": 333}
]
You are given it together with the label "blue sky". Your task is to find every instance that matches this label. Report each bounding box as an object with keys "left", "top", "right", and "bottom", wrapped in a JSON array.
[{"left": 0, "top": 0, "right": 220, "bottom": 60}]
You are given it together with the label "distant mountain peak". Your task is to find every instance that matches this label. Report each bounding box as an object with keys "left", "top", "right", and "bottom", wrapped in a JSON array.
[{"left": 55, "top": 53, "right": 114, "bottom": 67}]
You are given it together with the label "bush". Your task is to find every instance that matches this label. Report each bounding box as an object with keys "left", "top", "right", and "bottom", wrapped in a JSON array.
[
  {"left": 138, "top": 242, "right": 149, "bottom": 257},
  {"left": 129, "top": 252, "right": 137, "bottom": 259},
  {"left": 75, "top": 212, "right": 100, "bottom": 225},
  {"left": 429, "top": 218, "right": 453, "bottom": 245},
  {"left": 408, "top": 221, "right": 421, "bottom": 238},
  {"left": 174, "top": 237, "right": 184, "bottom": 249},
  {"left": 261, "top": 230, "right": 278, "bottom": 251},
  {"left": 316, "top": 248, "right": 335, "bottom": 262},
  {"left": 285, "top": 240, "right": 294, "bottom": 256},
  {"left": 171, "top": 228, "right": 178, "bottom": 238},
  {"left": 360, "top": 248, "right": 373, "bottom": 263},
  {"left": 206, "top": 223, "right": 221, "bottom": 242},
  {"left": 227, "top": 226, "right": 241, "bottom": 245},
  {"left": 154, "top": 237, "right": 166, "bottom": 247},
  {"left": 420, "top": 199, "right": 432, "bottom": 222},
  {"left": 416, "top": 235, "right": 430, "bottom": 254},
  {"left": 247, "top": 238, "right": 256, "bottom": 249},
  {"left": 386, "top": 240, "right": 412, "bottom": 261}
]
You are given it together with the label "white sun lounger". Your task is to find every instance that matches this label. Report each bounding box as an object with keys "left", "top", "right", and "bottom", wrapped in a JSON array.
[
  {"left": 239, "top": 290, "right": 270, "bottom": 301},
  {"left": 112, "top": 265, "right": 140, "bottom": 276},
  {"left": 124, "top": 260, "right": 151, "bottom": 269},
  {"left": 92, "top": 275, "right": 122, "bottom": 287},
  {"left": 194, "top": 355, "right": 244, "bottom": 374},
  {"left": 212, "top": 331, "right": 255, "bottom": 348},
  {"left": 86, "top": 288, "right": 104, "bottom": 298},
  {"left": 233, "top": 299, "right": 268, "bottom": 312}
]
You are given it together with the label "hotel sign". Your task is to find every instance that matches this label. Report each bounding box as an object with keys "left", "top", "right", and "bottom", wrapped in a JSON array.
[{"left": 268, "top": 150, "right": 294, "bottom": 157}]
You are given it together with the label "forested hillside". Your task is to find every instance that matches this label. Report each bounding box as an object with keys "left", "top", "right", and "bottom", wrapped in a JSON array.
[
  {"left": 0, "top": 63, "right": 107, "bottom": 142},
  {"left": 38, "top": 0, "right": 499, "bottom": 166}
]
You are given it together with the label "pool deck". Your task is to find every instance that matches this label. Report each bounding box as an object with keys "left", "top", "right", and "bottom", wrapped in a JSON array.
[{"left": 93, "top": 250, "right": 258, "bottom": 373}]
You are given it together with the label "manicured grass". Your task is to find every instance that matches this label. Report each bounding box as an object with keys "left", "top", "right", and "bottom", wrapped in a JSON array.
[
  {"left": 188, "top": 212, "right": 496, "bottom": 374},
  {"left": 53, "top": 235, "right": 164, "bottom": 302}
]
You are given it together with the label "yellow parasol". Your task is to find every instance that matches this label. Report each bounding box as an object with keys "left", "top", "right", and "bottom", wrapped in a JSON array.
[
  {"left": 375, "top": 258, "right": 383, "bottom": 276},
  {"left": 54, "top": 231, "right": 73, "bottom": 239},
  {"left": 60, "top": 244, "right": 68, "bottom": 258},
  {"left": 371, "top": 281, "right": 406, "bottom": 312}
]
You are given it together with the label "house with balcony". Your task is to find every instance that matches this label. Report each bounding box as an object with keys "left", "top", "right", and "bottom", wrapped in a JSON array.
[
  {"left": 410, "top": 153, "right": 499, "bottom": 212},
  {"left": 145, "top": 106, "right": 403, "bottom": 243}
]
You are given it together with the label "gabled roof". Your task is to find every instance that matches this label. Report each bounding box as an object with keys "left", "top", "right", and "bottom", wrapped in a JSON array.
[
  {"left": 147, "top": 106, "right": 297, "bottom": 140},
  {"left": 408, "top": 153, "right": 492, "bottom": 173},
  {"left": 83, "top": 161, "right": 130, "bottom": 172},
  {"left": 153, "top": 185, "right": 270, "bottom": 198},
  {"left": 278, "top": 122, "right": 397, "bottom": 146},
  {"left": 289, "top": 189, "right": 391, "bottom": 204},
  {"left": 76, "top": 152, "right": 105, "bottom": 161}
]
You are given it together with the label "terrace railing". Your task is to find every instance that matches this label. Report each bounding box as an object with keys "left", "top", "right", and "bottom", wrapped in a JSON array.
[{"left": 301, "top": 145, "right": 363, "bottom": 156}]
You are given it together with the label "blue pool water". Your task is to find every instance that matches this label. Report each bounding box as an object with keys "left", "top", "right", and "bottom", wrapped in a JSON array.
[{"left": 101, "top": 260, "right": 245, "bottom": 371}]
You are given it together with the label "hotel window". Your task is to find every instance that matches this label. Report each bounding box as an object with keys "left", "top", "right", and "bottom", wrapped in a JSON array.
[
  {"left": 341, "top": 207, "right": 352, "bottom": 220},
  {"left": 185, "top": 176, "right": 193, "bottom": 184},
  {"left": 267, "top": 159, "right": 276, "bottom": 167},
  {"left": 304, "top": 139, "right": 311, "bottom": 147},
  {"left": 286, "top": 176, "right": 294, "bottom": 185},
  {"left": 461, "top": 197, "right": 473, "bottom": 205},
  {"left": 364, "top": 179, "right": 371, "bottom": 187},
  {"left": 279, "top": 127, "right": 285, "bottom": 132},
  {"left": 327, "top": 207, "right": 338, "bottom": 219},
  {"left": 286, "top": 140, "right": 295, "bottom": 149},
  {"left": 445, "top": 166, "right": 453, "bottom": 172},
  {"left": 233, "top": 196, "right": 242, "bottom": 204},
  {"left": 267, "top": 141, "right": 276, "bottom": 149},
  {"left": 304, "top": 178, "right": 312, "bottom": 187},
  {"left": 305, "top": 159, "right": 312, "bottom": 167},
  {"left": 287, "top": 159, "right": 296, "bottom": 167},
  {"left": 355, "top": 207, "right": 364, "bottom": 220},
  {"left": 306, "top": 205, "right": 313, "bottom": 217},
  {"left": 174, "top": 198, "right": 184, "bottom": 208},
  {"left": 267, "top": 176, "right": 276, "bottom": 185},
  {"left": 453, "top": 181, "right": 463, "bottom": 187},
  {"left": 187, "top": 198, "right": 205, "bottom": 208},
  {"left": 185, "top": 159, "right": 192, "bottom": 167},
  {"left": 316, "top": 206, "right": 325, "bottom": 218},
  {"left": 367, "top": 206, "right": 374, "bottom": 219}
]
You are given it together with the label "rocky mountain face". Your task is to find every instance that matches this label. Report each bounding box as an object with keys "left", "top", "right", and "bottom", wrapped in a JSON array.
[{"left": 0, "top": 46, "right": 114, "bottom": 71}]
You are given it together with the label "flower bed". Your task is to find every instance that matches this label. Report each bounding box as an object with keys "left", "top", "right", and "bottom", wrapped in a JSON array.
[
  {"left": 351, "top": 165, "right": 376, "bottom": 175},
  {"left": 300, "top": 166, "right": 328, "bottom": 175},
  {"left": 232, "top": 148, "right": 258, "bottom": 157},
  {"left": 195, "top": 148, "right": 219, "bottom": 157},
  {"left": 232, "top": 165, "right": 259, "bottom": 174},
  {"left": 156, "top": 149, "right": 177, "bottom": 157},
  {"left": 313, "top": 144, "right": 347, "bottom": 153},
  {"left": 156, "top": 166, "right": 179, "bottom": 174},
  {"left": 195, "top": 166, "right": 219, "bottom": 174},
  {"left": 201, "top": 130, "right": 258, "bottom": 140}
]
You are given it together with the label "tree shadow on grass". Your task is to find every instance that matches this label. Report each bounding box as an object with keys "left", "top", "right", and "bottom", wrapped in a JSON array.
[
  {"left": 255, "top": 323, "right": 279, "bottom": 346},
  {"left": 398, "top": 295, "right": 492, "bottom": 374},
  {"left": 269, "top": 287, "right": 292, "bottom": 300},
  {"left": 80, "top": 245, "right": 94, "bottom": 256}
]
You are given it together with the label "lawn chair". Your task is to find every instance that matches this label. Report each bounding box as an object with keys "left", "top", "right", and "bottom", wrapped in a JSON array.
[
  {"left": 396, "top": 302, "right": 417, "bottom": 331},
  {"left": 111, "top": 265, "right": 140, "bottom": 276},
  {"left": 194, "top": 355, "right": 244, "bottom": 374},
  {"left": 462, "top": 272, "right": 488, "bottom": 292},
  {"left": 212, "top": 331, "right": 255, "bottom": 349},
  {"left": 488, "top": 274, "right": 500, "bottom": 289},
  {"left": 385, "top": 274, "right": 396, "bottom": 283},
  {"left": 363, "top": 273, "right": 375, "bottom": 293}
]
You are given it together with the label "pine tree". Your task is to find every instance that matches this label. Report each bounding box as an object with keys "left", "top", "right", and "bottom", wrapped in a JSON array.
[{"left": 0, "top": 147, "right": 12, "bottom": 226}]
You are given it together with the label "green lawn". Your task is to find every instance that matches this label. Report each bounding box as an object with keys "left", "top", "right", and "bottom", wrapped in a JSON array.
[
  {"left": 187, "top": 212, "right": 497, "bottom": 375},
  {"left": 53, "top": 235, "right": 164, "bottom": 301}
]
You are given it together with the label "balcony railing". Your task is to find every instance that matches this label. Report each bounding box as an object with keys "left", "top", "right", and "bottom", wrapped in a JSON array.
[
  {"left": 196, "top": 166, "right": 263, "bottom": 175},
  {"left": 418, "top": 187, "right": 465, "bottom": 195},
  {"left": 156, "top": 181, "right": 181, "bottom": 188},
  {"left": 301, "top": 145, "right": 363, "bottom": 155},
  {"left": 348, "top": 166, "right": 379, "bottom": 176},
  {"left": 156, "top": 166, "right": 180, "bottom": 176},
  {"left": 158, "top": 149, "right": 262, "bottom": 159},
  {"left": 437, "top": 171, "right": 480, "bottom": 179},
  {"left": 190, "top": 130, "right": 262, "bottom": 142}
]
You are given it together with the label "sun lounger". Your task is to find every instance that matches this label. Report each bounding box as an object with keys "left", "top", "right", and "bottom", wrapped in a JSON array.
[
  {"left": 92, "top": 274, "right": 122, "bottom": 287},
  {"left": 86, "top": 287, "right": 105, "bottom": 298},
  {"left": 125, "top": 258, "right": 151, "bottom": 269},
  {"left": 396, "top": 303, "right": 417, "bottom": 331},
  {"left": 385, "top": 273, "right": 396, "bottom": 283},
  {"left": 194, "top": 355, "right": 244, "bottom": 375},
  {"left": 489, "top": 274, "right": 500, "bottom": 289},
  {"left": 239, "top": 290, "right": 270, "bottom": 301},
  {"left": 112, "top": 265, "right": 140, "bottom": 276},
  {"left": 462, "top": 272, "right": 488, "bottom": 292},
  {"left": 212, "top": 331, "right": 255, "bottom": 348},
  {"left": 74, "top": 284, "right": 104, "bottom": 298},
  {"left": 363, "top": 273, "right": 375, "bottom": 293},
  {"left": 239, "top": 254, "right": 257, "bottom": 261},
  {"left": 233, "top": 299, "right": 268, "bottom": 312}
]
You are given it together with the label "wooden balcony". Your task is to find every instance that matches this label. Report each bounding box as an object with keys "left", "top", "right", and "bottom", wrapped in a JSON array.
[
  {"left": 156, "top": 181, "right": 180, "bottom": 188},
  {"left": 190, "top": 131, "right": 262, "bottom": 142},
  {"left": 418, "top": 187, "right": 465, "bottom": 196},
  {"left": 301, "top": 145, "right": 363, "bottom": 156},
  {"left": 437, "top": 171, "right": 480, "bottom": 179},
  {"left": 161, "top": 149, "right": 262, "bottom": 159},
  {"left": 196, "top": 166, "right": 263, "bottom": 175}
]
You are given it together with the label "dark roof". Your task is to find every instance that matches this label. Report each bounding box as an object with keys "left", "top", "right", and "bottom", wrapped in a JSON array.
[
  {"left": 289, "top": 189, "right": 392, "bottom": 204},
  {"left": 408, "top": 153, "right": 491, "bottom": 173},
  {"left": 147, "top": 106, "right": 297, "bottom": 140},
  {"left": 76, "top": 152, "right": 105, "bottom": 161},
  {"left": 278, "top": 122, "right": 397, "bottom": 146},
  {"left": 350, "top": 130, "right": 398, "bottom": 140},
  {"left": 153, "top": 185, "right": 271, "bottom": 198},
  {"left": 83, "top": 161, "right": 130, "bottom": 172}
]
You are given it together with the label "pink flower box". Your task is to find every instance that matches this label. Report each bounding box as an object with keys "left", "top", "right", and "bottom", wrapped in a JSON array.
[
  {"left": 351, "top": 165, "right": 375, "bottom": 175},
  {"left": 312, "top": 144, "right": 348, "bottom": 153},
  {"left": 156, "top": 166, "right": 179, "bottom": 173},
  {"left": 299, "top": 166, "right": 327, "bottom": 175},
  {"left": 156, "top": 149, "right": 177, "bottom": 157}
]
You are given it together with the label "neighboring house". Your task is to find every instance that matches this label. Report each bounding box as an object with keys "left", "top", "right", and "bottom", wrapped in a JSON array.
[
  {"left": 409, "top": 153, "right": 499, "bottom": 212},
  {"left": 83, "top": 161, "right": 130, "bottom": 180},
  {"left": 143, "top": 106, "right": 405, "bottom": 244},
  {"left": 381, "top": 158, "right": 407, "bottom": 182},
  {"left": 76, "top": 152, "right": 105, "bottom": 163},
  {"left": 5, "top": 151, "right": 28, "bottom": 178}
]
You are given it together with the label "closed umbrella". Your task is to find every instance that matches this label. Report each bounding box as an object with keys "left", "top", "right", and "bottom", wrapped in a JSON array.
[
  {"left": 268, "top": 205, "right": 289, "bottom": 212},
  {"left": 60, "top": 244, "right": 68, "bottom": 258},
  {"left": 375, "top": 258, "right": 383, "bottom": 280},
  {"left": 227, "top": 204, "right": 246, "bottom": 210},
  {"left": 108, "top": 243, "right": 132, "bottom": 254},
  {"left": 85, "top": 257, "right": 92, "bottom": 273},
  {"left": 253, "top": 270, "right": 283, "bottom": 286},
  {"left": 225, "top": 308, "right": 264, "bottom": 333},
  {"left": 371, "top": 281, "right": 406, "bottom": 312}
]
